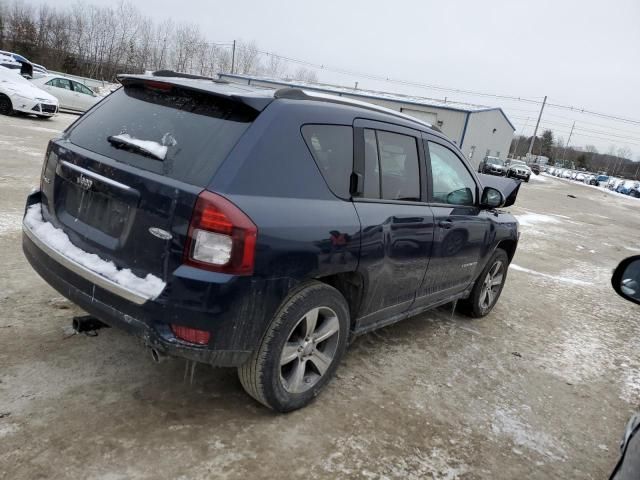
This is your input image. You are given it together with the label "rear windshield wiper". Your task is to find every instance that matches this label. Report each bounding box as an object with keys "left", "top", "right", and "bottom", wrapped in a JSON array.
[{"left": 107, "top": 134, "right": 168, "bottom": 161}]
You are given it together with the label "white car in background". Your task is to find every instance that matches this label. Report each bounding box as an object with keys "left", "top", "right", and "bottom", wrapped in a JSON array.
[
  {"left": 0, "top": 66, "right": 58, "bottom": 118},
  {"left": 31, "top": 74, "right": 101, "bottom": 113}
]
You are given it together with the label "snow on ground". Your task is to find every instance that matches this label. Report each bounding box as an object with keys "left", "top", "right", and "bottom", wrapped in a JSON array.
[
  {"left": 491, "top": 407, "right": 566, "bottom": 461},
  {"left": 528, "top": 174, "right": 547, "bottom": 182},
  {"left": 0, "top": 210, "right": 22, "bottom": 236},
  {"left": 24, "top": 203, "right": 165, "bottom": 298},
  {"left": 544, "top": 173, "right": 640, "bottom": 201},
  {"left": 93, "top": 83, "right": 119, "bottom": 97},
  {"left": 509, "top": 263, "right": 592, "bottom": 286},
  {"left": 514, "top": 213, "right": 561, "bottom": 227}
]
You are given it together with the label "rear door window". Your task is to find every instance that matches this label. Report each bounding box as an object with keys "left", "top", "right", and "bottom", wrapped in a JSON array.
[
  {"left": 68, "top": 84, "right": 257, "bottom": 186},
  {"left": 302, "top": 124, "right": 353, "bottom": 199}
]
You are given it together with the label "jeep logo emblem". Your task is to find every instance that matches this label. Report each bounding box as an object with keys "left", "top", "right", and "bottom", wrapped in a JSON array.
[{"left": 76, "top": 174, "right": 93, "bottom": 190}]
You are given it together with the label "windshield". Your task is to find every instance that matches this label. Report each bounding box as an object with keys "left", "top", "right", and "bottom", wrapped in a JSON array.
[{"left": 487, "top": 157, "right": 504, "bottom": 166}]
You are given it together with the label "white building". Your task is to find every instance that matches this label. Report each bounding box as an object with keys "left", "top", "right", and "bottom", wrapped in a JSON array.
[{"left": 219, "top": 73, "right": 515, "bottom": 169}]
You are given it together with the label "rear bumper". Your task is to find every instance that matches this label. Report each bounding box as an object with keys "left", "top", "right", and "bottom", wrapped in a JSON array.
[
  {"left": 23, "top": 231, "right": 251, "bottom": 366},
  {"left": 23, "top": 218, "right": 153, "bottom": 305},
  {"left": 21, "top": 191, "right": 292, "bottom": 367}
]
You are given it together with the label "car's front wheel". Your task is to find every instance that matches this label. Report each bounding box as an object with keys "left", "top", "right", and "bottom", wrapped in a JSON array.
[
  {"left": 459, "top": 249, "right": 509, "bottom": 318},
  {"left": 238, "top": 281, "right": 349, "bottom": 412},
  {"left": 0, "top": 94, "right": 13, "bottom": 116}
]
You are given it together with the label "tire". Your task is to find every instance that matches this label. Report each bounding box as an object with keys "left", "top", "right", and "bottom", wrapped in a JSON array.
[
  {"left": 0, "top": 94, "right": 13, "bottom": 116},
  {"left": 238, "top": 281, "right": 349, "bottom": 412},
  {"left": 458, "top": 249, "right": 509, "bottom": 318},
  {"left": 36, "top": 115, "right": 52, "bottom": 120}
]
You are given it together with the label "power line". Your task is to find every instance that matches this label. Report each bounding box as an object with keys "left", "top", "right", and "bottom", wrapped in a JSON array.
[
  {"left": 246, "top": 47, "right": 640, "bottom": 128},
  {"left": 536, "top": 125, "right": 640, "bottom": 148},
  {"left": 510, "top": 115, "right": 640, "bottom": 143},
  {"left": 252, "top": 49, "right": 544, "bottom": 103}
]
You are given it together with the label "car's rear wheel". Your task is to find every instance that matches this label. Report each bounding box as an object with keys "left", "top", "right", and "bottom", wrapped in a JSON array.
[
  {"left": 238, "top": 281, "right": 349, "bottom": 412},
  {"left": 0, "top": 95, "right": 13, "bottom": 116},
  {"left": 459, "top": 249, "right": 509, "bottom": 318}
]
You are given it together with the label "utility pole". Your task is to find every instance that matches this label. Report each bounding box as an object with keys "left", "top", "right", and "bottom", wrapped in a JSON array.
[
  {"left": 561, "top": 121, "right": 575, "bottom": 166},
  {"left": 527, "top": 95, "right": 547, "bottom": 160},
  {"left": 231, "top": 40, "right": 236, "bottom": 74}
]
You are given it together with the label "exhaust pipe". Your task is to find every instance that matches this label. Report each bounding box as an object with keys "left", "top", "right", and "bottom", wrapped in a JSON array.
[{"left": 150, "top": 348, "right": 168, "bottom": 363}]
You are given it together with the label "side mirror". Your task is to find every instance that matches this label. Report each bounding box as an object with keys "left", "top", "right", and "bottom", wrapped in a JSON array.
[
  {"left": 480, "top": 186, "right": 504, "bottom": 209},
  {"left": 446, "top": 187, "right": 473, "bottom": 205},
  {"left": 612, "top": 256, "right": 640, "bottom": 305}
]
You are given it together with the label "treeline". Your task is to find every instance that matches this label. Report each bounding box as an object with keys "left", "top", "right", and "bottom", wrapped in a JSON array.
[
  {"left": 0, "top": 0, "right": 319, "bottom": 82},
  {"left": 510, "top": 129, "right": 639, "bottom": 179}
]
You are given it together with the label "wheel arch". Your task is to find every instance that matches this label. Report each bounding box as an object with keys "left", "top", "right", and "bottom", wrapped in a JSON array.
[
  {"left": 495, "top": 239, "right": 517, "bottom": 262},
  {"left": 315, "top": 271, "right": 364, "bottom": 332}
]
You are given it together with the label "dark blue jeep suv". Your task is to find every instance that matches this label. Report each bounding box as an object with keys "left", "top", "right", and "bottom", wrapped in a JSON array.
[{"left": 22, "top": 72, "right": 519, "bottom": 411}]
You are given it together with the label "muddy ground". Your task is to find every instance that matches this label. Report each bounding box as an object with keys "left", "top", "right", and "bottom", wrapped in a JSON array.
[{"left": 1, "top": 113, "right": 640, "bottom": 479}]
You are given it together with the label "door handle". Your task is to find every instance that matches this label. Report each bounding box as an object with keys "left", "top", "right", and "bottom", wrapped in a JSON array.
[{"left": 438, "top": 219, "right": 453, "bottom": 229}]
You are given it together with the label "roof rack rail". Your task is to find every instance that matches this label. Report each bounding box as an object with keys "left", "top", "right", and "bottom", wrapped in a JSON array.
[
  {"left": 273, "top": 87, "right": 434, "bottom": 130},
  {"left": 152, "top": 70, "right": 229, "bottom": 83}
]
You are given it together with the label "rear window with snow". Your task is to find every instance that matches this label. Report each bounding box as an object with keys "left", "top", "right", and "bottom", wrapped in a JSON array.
[{"left": 67, "top": 84, "right": 257, "bottom": 186}]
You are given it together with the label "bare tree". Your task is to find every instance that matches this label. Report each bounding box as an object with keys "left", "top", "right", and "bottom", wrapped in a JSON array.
[
  {"left": 235, "top": 40, "right": 259, "bottom": 75},
  {"left": 292, "top": 66, "right": 319, "bottom": 83},
  {"left": 0, "top": 0, "right": 319, "bottom": 84},
  {"left": 263, "top": 53, "right": 287, "bottom": 78}
]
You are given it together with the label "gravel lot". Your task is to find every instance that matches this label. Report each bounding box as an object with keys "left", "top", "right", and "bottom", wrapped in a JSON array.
[{"left": 1, "top": 113, "right": 640, "bottom": 479}]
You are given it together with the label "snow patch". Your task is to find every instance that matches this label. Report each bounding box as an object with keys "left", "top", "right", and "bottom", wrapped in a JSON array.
[
  {"left": 491, "top": 408, "right": 566, "bottom": 461},
  {"left": 24, "top": 204, "right": 165, "bottom": 299},
  {"left": 0, "top": 422, "right": 19, "bottom": 438},
  {"left": 110, "top": 134, "right": 168, "bottom": 160},
  {"left": 0, "top": 211, "right": 21, "bottom": 235},
  {"left": 529, "top": 174, "right": 547, "bottom": 182},
  {"left": 515, "top": 213, "right": 562, "bottom": 227},
  {"left": 321, "top": 435, "right": 468, "bottom": 479},
  {"left": 509, "top": 264, "right": 592, "bottom": 286}
]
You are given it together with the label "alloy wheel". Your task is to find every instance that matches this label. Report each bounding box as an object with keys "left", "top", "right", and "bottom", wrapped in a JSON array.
[
  {"left": 280, "top": 306, "right": 340, "bottom": 394},
  {"left": 479, "top": 260, "right": 504, "bottom": 312}
]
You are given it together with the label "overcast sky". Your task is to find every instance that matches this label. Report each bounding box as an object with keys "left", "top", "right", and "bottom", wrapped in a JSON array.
[{"left": 45, "top": 0, "right": 640, "bottom": 157}]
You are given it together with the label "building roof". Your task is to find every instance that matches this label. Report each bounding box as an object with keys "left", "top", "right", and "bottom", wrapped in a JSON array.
[{"left": 219, "top": 73, "right": 516, "bottom": 131}]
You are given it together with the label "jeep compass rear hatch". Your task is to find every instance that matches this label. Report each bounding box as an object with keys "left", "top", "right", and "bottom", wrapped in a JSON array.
[{"left": 36, "top": 77, "right": 263, "bottom": 295}]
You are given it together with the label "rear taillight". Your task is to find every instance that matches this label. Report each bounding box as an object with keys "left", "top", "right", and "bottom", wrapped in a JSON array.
[
  {"left": 184, "top": 191, "right": 257, "bottom": 275},
  {"left": 170, "top": 324, "right": 210, "bottom": 345}
]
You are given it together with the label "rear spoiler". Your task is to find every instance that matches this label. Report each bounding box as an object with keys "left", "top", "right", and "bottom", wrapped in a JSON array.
[
  {"left": 477, "top": 173, "right": 521, "bottom": 207},
  {"left": 117, "top": 73, "right": 274, "bottom": 112}
]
